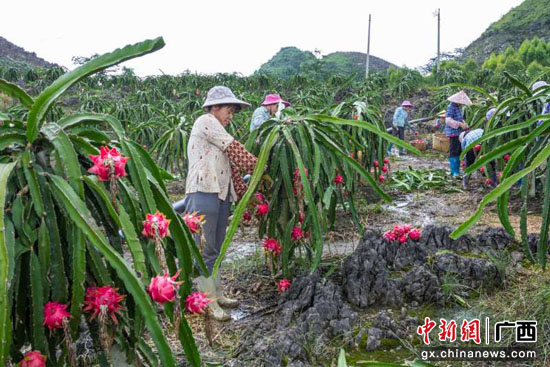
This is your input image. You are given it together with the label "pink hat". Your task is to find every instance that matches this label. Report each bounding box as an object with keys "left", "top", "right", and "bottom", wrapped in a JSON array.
[
  {"left": 262, "top": 94, "right": 291, "bottom": 107},
  {"left": 401, "top": 100, "right": 413, "bottom": 107}
]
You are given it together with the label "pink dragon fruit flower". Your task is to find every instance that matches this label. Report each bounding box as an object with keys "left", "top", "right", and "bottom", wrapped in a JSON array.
[
  {"left": 278, "top": 279, "right": 291, "bottom": 293},
  {"left": 185, "top": 292, "right": 211, "bottom": 314},
  {"left": 182, "top": 212, "right": 205, "bottom": 234},
  {"left": 393, "top": 225, "right": 405, "bottom": 237},
  {"left": 83, "top": 286, "right": 126, "bottom": 325},
  {"left": 383, "top": 231, "right": 396, "bottom": 241},
  {"left": 400, "top": 224, "right": 411, "bottom": 233},
  {"left": 291, "top": 226, "right": 303, "bottom": 241},
  {"left": 43, "top": 302, "right": 71, "bottom": 330},
  {"left": 408, "top": 228, "right": 422, "bottom": 241},
  {"left": 88, "top": 146, "right": 129, "bottom": 181},
  {"left": 334, "top": 175, "right": 344, "bottom": 185},
  {"left": 264, "top": 238, "right": 282, "bottom": 256},
  {"left": 142, "top": 211, "right": 171, "bottom": 239},
  {"left": 255, "top": 202, "right": 269, "bottom": 217},
  {"left": 19, "top": 351, "right": 47, "bottom": 367},
  {"left": 148, "top": 270, "right": 183, "bottom": 305}
]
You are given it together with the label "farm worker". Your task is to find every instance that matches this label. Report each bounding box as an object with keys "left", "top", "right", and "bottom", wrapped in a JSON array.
[
  {"left": 434, "top": 110, "right": 446, "bottom": 132},
  {"left": 459, "top": 108, "right": 497, "bottom": 190},
  {"left": 182, "top": 86, "right": 258, "bottom": 321},
  {"left": 250, "top": 93, "right": 291, "bottom": 131},
  {"left": 445, "top": 90, "right": 471, "bottom": 177},
  {"left": 387, "top": 100, "right": 413, "bottom": 155}
]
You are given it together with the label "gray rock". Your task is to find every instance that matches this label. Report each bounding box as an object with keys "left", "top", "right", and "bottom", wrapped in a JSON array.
[
  {"left": 366, "top": 327, "right": 384, "bottom": 351},
  {"left": 511, "top": 251, "right": 523, "bottom": 264}
]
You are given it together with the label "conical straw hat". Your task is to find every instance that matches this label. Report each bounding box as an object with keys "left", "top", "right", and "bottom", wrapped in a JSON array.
[{"left": 447, "top": 90, "right": 472, "bottom": 106}]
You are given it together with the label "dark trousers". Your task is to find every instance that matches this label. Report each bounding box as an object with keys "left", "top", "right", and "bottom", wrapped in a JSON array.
[
  {"left": 464, "top": 149, "right": 496, "bottom": 173},
  {"left": 449, "top": 136, "right": 462, "bottom": 158},
  {"left": 387, "top": 126, "right": 405, "bottom": 153},
  {"left": 465, "top": 149, "right": 476, "bottom": 167}
]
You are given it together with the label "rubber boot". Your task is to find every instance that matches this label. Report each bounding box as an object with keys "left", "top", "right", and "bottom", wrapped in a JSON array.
[
  {"left": 449, "top": 157, "right": 460, "bottom": 177},
  {"left": 463, "top": 174, "right": 470, "bottom": 190},
  {"left": 214, "top": 273, "right": 239, "bottom": 308},
  {"left": 195, "top": 276, "right": 231, "bottom": 321}
]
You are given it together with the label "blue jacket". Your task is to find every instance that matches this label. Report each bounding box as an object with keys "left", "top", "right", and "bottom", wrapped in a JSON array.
[
  {"left": 393, "top": 107, "right": 409, "bottom": 128},
  {"left": 445, "top": 102, "right": 464, "bottom": 137}
]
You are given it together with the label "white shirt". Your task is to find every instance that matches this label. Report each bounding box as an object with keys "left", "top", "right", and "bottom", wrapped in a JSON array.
[{"left": 185, "top": 113, "right": 237, "bottom": 201}]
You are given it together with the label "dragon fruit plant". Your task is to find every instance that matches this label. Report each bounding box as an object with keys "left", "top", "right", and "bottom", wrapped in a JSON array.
[
  {"left": 0, "top": 38, "right": 204, "bottom": 367},
  {"left": 185, "top": 292, "right": 213, "bottom": 346}
]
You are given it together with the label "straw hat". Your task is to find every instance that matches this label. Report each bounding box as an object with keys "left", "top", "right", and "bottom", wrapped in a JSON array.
[
  {"left": 401, "top": 100, "right": 414, "bottom": 108},
  {"left": 447, "top": 90, "right": 472, "bottom": 106},
  {"left": 202, "top": 86, "right": 251, "bottom": 109}
]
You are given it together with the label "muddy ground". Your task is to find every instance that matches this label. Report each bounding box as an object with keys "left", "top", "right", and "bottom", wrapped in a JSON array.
[{"left": 165, "top": 149, "right": 547, "bottom": 367}]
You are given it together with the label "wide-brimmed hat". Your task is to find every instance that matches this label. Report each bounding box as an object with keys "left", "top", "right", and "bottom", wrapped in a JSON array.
[
  {"left": 262, "top": 94, "right": 291, "bottom": 107},
  {"left": 202, "top": 86, "right": 251, "bottom": 110},
  {"left": 447, "top": 90, "right": 472, "bottom": 106},
  {"left": 401, "top": 100, "right": 413, "bottom": 107}
]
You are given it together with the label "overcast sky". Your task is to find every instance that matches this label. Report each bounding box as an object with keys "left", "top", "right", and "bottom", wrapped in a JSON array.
[{"left": 2, "top": 0, "right": 524, "bottom": 77}]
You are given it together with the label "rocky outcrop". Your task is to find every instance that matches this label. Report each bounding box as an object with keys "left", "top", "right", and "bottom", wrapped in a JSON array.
[
  {"left": 235, "top": 226, "right": 518, "bottom": 366},
  {"left": 234, "top": 273, "right": 357, "bottom": 367},
  {"left": 342, "top": 226, "right": 514, "bottom": 309}
]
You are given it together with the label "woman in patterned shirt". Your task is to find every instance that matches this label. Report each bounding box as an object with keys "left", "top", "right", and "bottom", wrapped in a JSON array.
[
  {"left": 183, "top": 86, "right": 258, "bottom": 320},
  {"left": 445, "top": 91, "right": 472, "bottom": 177}
]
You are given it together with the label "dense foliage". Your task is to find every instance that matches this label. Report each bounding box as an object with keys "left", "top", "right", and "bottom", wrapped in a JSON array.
[
  {"left": 462, "top": 0, "right": 550, "bottom": 62},
  {"left": 449, "top": 74, "right": 550, "bottom": 270},
  {"left": 0, "top": 38, "right": 204, "bottom": 367}
]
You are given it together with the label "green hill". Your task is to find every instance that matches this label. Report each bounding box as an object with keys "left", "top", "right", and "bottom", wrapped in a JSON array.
[
  {"left": 0, "top": 36, "right": 53, "bottom": 68},
  {"left": 257, "top": 47, "right": 396, "bottom": 78},
  {"left": 462, "top": 0, "right": 550, "bottom": 63}
]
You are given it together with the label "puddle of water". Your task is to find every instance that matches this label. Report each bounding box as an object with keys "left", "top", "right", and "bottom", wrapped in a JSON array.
[
  {"left": 382, "top": 193, "right": 436, "bottom": 227},
  {"left": 230, "top": 308, "right": 248, "bottom": 321}
]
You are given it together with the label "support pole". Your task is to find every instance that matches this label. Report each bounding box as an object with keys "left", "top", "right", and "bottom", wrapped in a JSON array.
[
  {"left": 437, "top": 8, "right": 441, "bottom": 74},
  {"left": 366, "top": 14, "right": 371, "bottom": 78}
]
